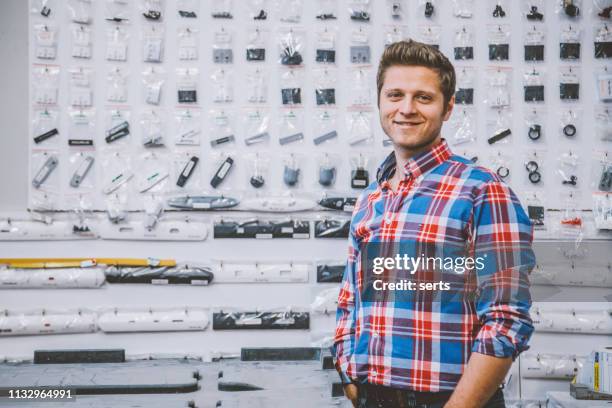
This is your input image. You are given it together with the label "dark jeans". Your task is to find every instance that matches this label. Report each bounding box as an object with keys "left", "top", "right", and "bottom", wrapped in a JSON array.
[{"left": 357, "top": 384, "right": 506, "bottom": 408}]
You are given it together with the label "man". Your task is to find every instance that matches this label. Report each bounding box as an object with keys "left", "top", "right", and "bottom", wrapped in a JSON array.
[{"left": 334, "top": 41, "right": 535, "bottom": 408}]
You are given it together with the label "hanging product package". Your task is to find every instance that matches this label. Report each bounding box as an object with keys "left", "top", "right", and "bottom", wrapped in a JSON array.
[
  {"left": 523, "top": 0, "right": 545, "bottom": 21},
  {"left": 106, "top": 26, "right": 129, "bottom": 62},
  {"left": 140, "top": 0, "right": 164, "bottom": 21},
  {"left": 449, "top": 107, "right": 476, "bottom": 145},
  {"left": 387, "top": 0, "right": 405, "bottom": 20},
  {"left": 34, "top": 24, "right": 58, "bottom": 60},
  {"left": 176, "top": 0, "right": 199, "bottom": 18},
  {"left": 277, "top": 0, "right": 303, "bottom": 23},
  {"left": 105, "top": 0, "right": 132, "bottom": 22},
  {"left": 488, "top": 151, "right": 512, "bottom": 181},
  {"left": 172, "top": 151, "right": 201, "bottom": 189},
  {"left": 486, "top": 108, "right": 512, "bottom": 146},
  {"left": 312, "top": 108, "right": 339, "bottom": 146},
  {"left": 248, "top": 0, "right": 269, "bottom": 21},
  {"left": 556, "top": 151, "right": 580, "bottom": 188},
  {"left": 174, "top": 108, "right": 201, "bottom": 146},
  {"left": 348, "top": 0, "right": 372, "bottom": 22},
  {"left": 452, "top": 0, "right": 474, "bottom": 18},
  {"left": 177, "top": 27, "right": 199, "bottom": 61},
  {"left": 485, "top": 67, "right": 512, "bottom": 108},
  {"left": 277, "top": 27, "right": 305, "bottom": 66},
  {"left": 245, "top": 153, "right": 270, "bottom": 189},
  {"left": 350, "top": 154, "right": 370, "bottom": 189},
  {"left": 67, "top": 151, "right": 96, "bottom": 190},
  {"left": 70, "top": 24, "right": 93, "bottom": 59},
  {"left": 104, "top": 108, "right": 131, "bottom": 146},
  {"left": 594, "top": 22, "right": 612, "bottom": 58},
  {"left": 314, "top": 68, "right": 337, "bottom": 106},
  {"left": 246, "top": 27, "right": 267, "bottom": 63},
  {"left": 135, "top": 152, "right": 169, "bottom": 194},
  {"left": 559, "top": 66, "right": 580, "bottom": 101},
  {"left": 68, "top": 0, "right": 93, "bottom": 24},
  {"left": 279, "top": 68, "right": 303, "bottom": 106},
  {"left": 417, "top": 25, "right": 442, "bottom": 49},
  {"left": 142, "top": 67, "right": 165, "bottom": 106},
  {"left": 454, "top": 25, "right": 474, "bottom": 60},
  {"left": 315, "top": 27, "right": 337, "bottom": 64},
  {"left": 346, "top": 110, "right": 373, "bottom": 147},
  {"left": 31, "top": 151, "right": 59, "bottom": 191},
  {"left": 106, "top": 67, "right": 129, "bottom": 103},
  {"left": 384, "top": 25, "right": 408, "bottom": 48},
  {"left": 212, "top": 27, "right": 233, "bottom": 64},
  {"left": 176, "top": 67, "right": 199, "bottom": 104},
  {"left": 349, "top": 26, "right": 371, "bottom": 64},
  {"left": 282, "top": 154, "right": 303, "bottom": 188},
  {"left": 140, "top": 109, "right": 165, "bottom": 147},
  {"left": 559, "top": 108, "right": 581, "bottom": 139},
  {"left": 100, "top": 151, "right": 133, "bottom": 195},
  {"left": 315, "top": 153, "right": 340, "bottom": 188},
  {"left": 210, "top": 69, "right": 233, "bottom": 104},
  {"left": 594, "top": 105, "right": 612, "bottom": 142},
  {"left": 560, "top": 24, "right": 581, "bottom": 60},
  {"left": 524, "top": 107, "right": 546, "bottom": 142},
  {"left": 32, "top": 108, "right": 60, "bottom": 147},
  {"left": 595, "top": 66, "right": 612, "bottom": 103},
  {"left": 243, "top": 108, "right": 271, "bottom": 146},
  {"left": 142, "top": 24, "right": 164, "bottom": 63},
  {"left": 68, "top": 67, "right": 94, "bottom": 108},
  {"left": 32, "top": 65, "right": 60, "bottom": 106},
  {"left": 211, "top": 0, "right": 233, "bottom": 19},
  {"left": 208, "top": 109, "right": 236, "bottom": 148},
  {"left": 523, "top": 67, "right": 545, "bottom": 103},
  {"left": 278, "top": 108, "right": 305, "bottom": 146},
  {"left": 348, "top": 67, "right": 372, "bottom": 106},
  {"left": 245, "top": 67, "right": 267, "bottom": 104},
  {"left": 31, "top": 0, "right": 55, "bottom": 18},
  {"left": 418, "top": 0, "right": 439, "bottom": 20},
  {"left": 455, "top": 66, "right": 475, "bottom": 104},
  {"left": 488, "top": 24, "right": 511, "bottom": 61},
  {"left": 316, "top": 0, "right": 338, "bottom": 20},
  {"left": 524, "top": 24, "right": 545, "bottom": 62}
]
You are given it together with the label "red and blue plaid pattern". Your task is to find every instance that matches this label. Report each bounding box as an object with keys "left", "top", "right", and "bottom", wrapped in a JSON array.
[{"left": 334, "top": 140, "right": 535, "bottom": 392}]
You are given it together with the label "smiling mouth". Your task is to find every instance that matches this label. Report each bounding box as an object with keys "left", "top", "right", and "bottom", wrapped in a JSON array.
[{"left": 393, "top": 121, "right": 423, "bottom": 126}]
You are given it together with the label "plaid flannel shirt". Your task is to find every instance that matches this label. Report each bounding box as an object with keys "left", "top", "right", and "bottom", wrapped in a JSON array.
[{"left": 334, "top": 139, "right": 535, "bottom": 392}]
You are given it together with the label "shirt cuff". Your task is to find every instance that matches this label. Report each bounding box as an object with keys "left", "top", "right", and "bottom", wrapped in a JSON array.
[{"left": 471, "top": 330, "right": 530, "bottom": 360}]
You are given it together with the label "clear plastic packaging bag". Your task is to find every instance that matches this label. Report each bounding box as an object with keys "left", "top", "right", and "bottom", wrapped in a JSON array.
[
  {"left": 346, "top": 109, "right": 373, "bottom": 147},
  {"left": 488, "top": 151, "right": 512, "bottom": 181},
  {"left": 417, "top": 25, "right": 442, "bottom": 49},
  {"left": 485, "top": 67, "right": 512, "bottom": 108},
  {"left": 140, "top": 109, "right": 165, "bottom": 147},
  {"left": 246, "top": 27, "right": 268, "bottom": 63},
  {"left": 524, "top": 24, "right": 545, "bottom": 62},
  {"left": 176, "top": 0, "right": 199, "bottom": 18},
  {"left": 454, "top": 25, "right": 474, "bottom": 60},
  {"left": 418, "top": 0, "right": 438, "bottom": 20},
  {"left": 106, "top": 67, "right": 129, "bottom": 103},
  {"left": 453, "top": 0, "right": 474, "bottom": 18},
  {"left": 70, "top": 24, "right": 92, "bottom": 59},
  {"left": 106, "top": 26, "right": 129, "bottom": 61},
  {"left": 176, "top": 67, "right": 199, "bottom": 104},
  {"left": 208, "top": 109, "right": 236, "bottom": 148},
  {"left": 245, "top": 67, "right": 268, "bottom": 104},
  {"left": 524, "top": 107, "right": 546, "bottom": 143},
  {"left": 488, "top": 24, "right": 511, "bottom": 61},
  {"left": 67, "top": 151, "right": 96, "bottom": 190},
  {"left": 277, "top": 27, "right": 305, "bottom": 66},
  {"left": 384, "top": 25, "right": 408, "bottom": 48},
  {"left": 449, "top": 107, "right": 476, "bottom": 145},
  {"left": 174, "top": 108, "right": 201, "bottom": 146},
  {"left": 136, "top": 152, "right": 170, "bottom": 194},
  {"left": 312, "top": 108, "right": 339, "bottom": 146},
  {"left": 245, "top": 153, "right": 270, "bottom": 189},
  {"left": 455, "top": 66, "right": 475, "bottom": 104},
  {"left": 177, "top": 27, "right": 199, "bottom": 60},
  {"left": 103, "top": 108, "right": 131, "bottom": 146},
  {"left": 559, "top": 65, "right": 580, "bottom": 101},
  {"left": 243, "top": 108, "right": 271, "bottom": 147},
  {"left": 278, "top": 108, "right": 305, "bottom": 146},
  {"left": 594, "top": 105, "right": 612, "bottom": 142},
  {"left": 142, "top": 67, "right": 165, "bottom": 106},
  {"left": 595, "top": 66, "right": 612, "bottom": 102},
  {"left": 349, "top": 26, "right": 371, "bottom": 64},
  {"left": 559, "top": 108, "right": 581, "bottom": 139},
  {"left": 31, "top": 150, "right": 60, "bottom": 191},
  {"left": 142, "top": 24, "right": 164, "bottom": 62},
  {"left": 140, "top": 0, "right": 164, "bottom": 21},
  {"left": 34, "top": 24, "right": 58, "bottom": 60},
  {"left": 211, "top": 69, "right": 234, "bottom": 103},
  {"left": 32, "top": 65, "right": 60, "bottom": 105},
  {"left": 559, "top": 24, "right": 581, "bottom": 60},
  {"left": 594, "top": 22, "right": 612, "bottom": 58},
  {"left": 486, "top": 108, "right": 513, "bottom": 146},
  {"left": 105, "top": 0, "right": 132, "bottom": 22},
  {"left": 32, "top": 108, "right": 60, "bottom": 147},
  {"left": 68, "top": 66, "right": 94, "bottom": 107},
  {"left": 67, "top": 108, "right": 95, "bottom": 146},
  {"left": 31, "top": 0, "right": 54, "bottom": 18},
  {"left": 523, "top": 0, "right": 544, "bottom": 21},
  {"left": 68, "top": 0, "right": 93, "bottom": 24},
  {"left": 279, "top": 69, "right": 303, "bottom": 106},
  {"left": 248, "top": 0, "right": 269, "bottom": 21},
  {"left": 556, "top": 151, "right": 580, "bottom": 188},
  {"left": 489, "top": 0, "right": 509, "bottom": 18},
  {"left": 523, "top": 67, "right": 545, "bottom": 103},
  {"left": 348, "top": 67, "right": 372, "bottom": 106},
  {"left": 212, "top": 27, "right": 233, "bottom": 64},
  {"left": 276, "top": 0, "right": 303, "bottom": 23},
  {"left": 348, "top": 0, "right": 372, "bottom": 22},
  {"left": 314, "top": 68, "right": 337, "bottom": 106}
]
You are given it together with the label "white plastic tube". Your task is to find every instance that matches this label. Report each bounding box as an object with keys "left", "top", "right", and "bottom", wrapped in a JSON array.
[
  {"left": 0, "top": 267, "right": 105, "bottom": 288},
  {"left": 98, "top": 307, "right": 209, "bottom": 332},
  {"left": 0, "top": 309, "right": 97, "bottom": 336}
]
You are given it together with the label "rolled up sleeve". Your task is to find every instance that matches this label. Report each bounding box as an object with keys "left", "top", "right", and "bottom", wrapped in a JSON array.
[{"left": 470, "top": 180, "right": 535, "bottom": 359}]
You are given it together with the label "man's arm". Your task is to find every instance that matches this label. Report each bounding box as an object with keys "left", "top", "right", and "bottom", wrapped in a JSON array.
[
  {"left": 447, "top": 179, "right": 535, "bottom": 405},
  {"left": 444, "top": 353, "right": 511, "bottom": 408}
]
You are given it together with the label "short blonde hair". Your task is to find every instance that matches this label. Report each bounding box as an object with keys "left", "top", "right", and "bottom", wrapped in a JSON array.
[{"left": 377, "top": 40, "right": 456, "bottom": 107}]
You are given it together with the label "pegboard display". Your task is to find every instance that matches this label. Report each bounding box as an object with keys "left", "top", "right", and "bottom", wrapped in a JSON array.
[{"left": 27, "top": 0, "right": 611, "bottom": 218}]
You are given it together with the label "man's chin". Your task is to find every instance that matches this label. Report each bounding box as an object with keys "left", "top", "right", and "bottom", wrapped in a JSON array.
[{"left": 387, "top": 134, "right": 439, "bottom": 151}]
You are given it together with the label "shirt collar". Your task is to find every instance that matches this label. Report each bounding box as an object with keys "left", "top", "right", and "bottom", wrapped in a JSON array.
[{"left": 376, "top": 139, "right": 453, "bottom": 184}]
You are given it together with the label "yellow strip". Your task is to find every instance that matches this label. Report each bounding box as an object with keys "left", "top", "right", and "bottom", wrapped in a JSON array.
[{"left": 0, "top": 258, "right": 176, "bottom": 268}]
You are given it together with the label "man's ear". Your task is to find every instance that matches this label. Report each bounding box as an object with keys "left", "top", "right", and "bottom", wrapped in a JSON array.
[{"left": 443, "top": 95, "right": 455, "bottom": 121}]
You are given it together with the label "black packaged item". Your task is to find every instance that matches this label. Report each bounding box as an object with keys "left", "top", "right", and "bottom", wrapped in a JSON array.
[
  {"left": 281, "top": 88, "right": 301, "bottom": 105},
  {"left": 213, "top": 311, "right": 310, "bottom": 330},
  {"left": 560, "top": 83, "right": 579, "bottom": 100},
  {"left": 454, "top": 47, "right": 474, "bottom": 60},
  {"left": 528, "top": 124, "right": 542, "bottom": 140},
  {"left": 104, "top": 265, "right": 214, "bottom": 285},
  {"left": 246, "top": 48, "right": 265, "bottom": 61},
  {"left": 316, "top": 89, "right": 336, "bottom": 105},
  {"left": 316, "top": 49, "right": 336, "bottom": 63},
  {"left": 560, "top": 43, "right": 580, "bottom": 60},
  {"left": 317, "top": 263, "right": 345, "bottom": 283},
  {"left": 314, "top": 219, "right": 350, "bottom": 238},
  {"left": 176, "top": 156, "right": 199, "bottom": 187},
  {"left": 178, "top": 90, "right": 197, "bottom": 103},
  {"left": 527, "top": 205, "right": 545, "bottom": 227},
  {"left": 241, "top": 347, "right": 321, "bottom": 361},
  {"left": 526, "top": 6, "right": 543, "bottom": 20},
  {"left": 34, "top": 128, "right": 59, "bottom": 144},
  {"left": 210, "top": 157, "right": 234, "bottom": 188},
  {"left": 595, "top": 41, "right": 612, "bottom": 59},
  {"left": 455, "top": 88, "right": 474, "bottom": 105},
  {"left": 599, "top": 166, "right": 612, "bottom": 191},
  {"left": 281, "top": 48, "right": 303, "bottom": 65},
  {"left": 489, "top": 44, "right": 509, "bottom": 60},
  {"left": 34, "top": 349, "right": 125, "bottom": 364},
  {"left": 487, "top": 128, "right": 512, "bottom": 145},
  {"left": 351, "top": 168, "right": 369, "bottom": 189},
  {"left": 524, "top": 85, "right": 545, "bottom": 102},
  {"left": 524, "top": 45, "right": 544, "bottom": 61},
  {"left": 179, "top": 10, "right": 197, "bottom": 18}
]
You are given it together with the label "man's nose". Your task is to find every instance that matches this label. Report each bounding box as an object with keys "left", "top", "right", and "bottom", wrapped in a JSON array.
[{"left": 398, "top": 97, "right": 417, "bottom": 115}]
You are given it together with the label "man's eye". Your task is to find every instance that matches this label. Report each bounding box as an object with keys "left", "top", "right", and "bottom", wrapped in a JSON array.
[
  {"left": 387, "top": 92, "right": 402, "bottom": 98},
  {"left": 417, "top": 94, "right": 432, "bottom": 101}
]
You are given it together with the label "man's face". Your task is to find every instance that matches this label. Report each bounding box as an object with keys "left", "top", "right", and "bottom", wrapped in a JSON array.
[{"left": 379, "top": 65, "right": 454, "bottom": 152}]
